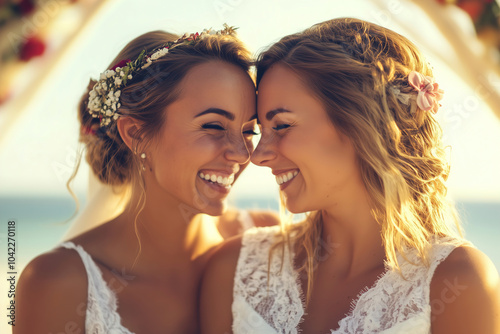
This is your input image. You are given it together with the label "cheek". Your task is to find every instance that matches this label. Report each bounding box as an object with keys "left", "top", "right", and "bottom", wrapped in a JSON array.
[{"left": 151, "top": 133, "right": 223, "bottom": 176}]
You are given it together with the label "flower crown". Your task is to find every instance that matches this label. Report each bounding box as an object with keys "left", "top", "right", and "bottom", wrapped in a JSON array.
[
  {"left": 390, "top": 71, "right": 444, "bottom": 113},
  {"left": 87, "top": 24, "right": 237, "bottom": 127}
]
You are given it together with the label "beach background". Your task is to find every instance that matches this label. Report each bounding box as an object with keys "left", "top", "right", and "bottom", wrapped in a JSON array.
[{"left": 1, "top": 0, "right": 499, "bottom": 333}]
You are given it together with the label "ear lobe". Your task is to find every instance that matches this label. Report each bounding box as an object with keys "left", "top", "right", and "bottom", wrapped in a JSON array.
[{"left": 117, "top": 116, "right": 142, "bottom": 152}]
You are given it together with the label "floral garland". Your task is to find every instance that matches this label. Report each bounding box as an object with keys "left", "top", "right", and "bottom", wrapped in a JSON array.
[{"left": 88, "top": 24, "right": 237, "bottom": 127}]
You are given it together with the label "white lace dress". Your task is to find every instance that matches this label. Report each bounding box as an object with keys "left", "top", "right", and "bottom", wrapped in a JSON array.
[
  {"left": 60, "top": 242, "right": 134, "bottom": 334},
  {"left": 232, "top": 225, "right": 468, "bottom": 334}
]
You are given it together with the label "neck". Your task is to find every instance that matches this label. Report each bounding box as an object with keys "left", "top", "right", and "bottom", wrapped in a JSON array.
[
  {"left": 117, "top": 176, "right": 223, "bottom": 269},
  {"left": 319, "top": 189, "right": 385, "bottom": 278}
]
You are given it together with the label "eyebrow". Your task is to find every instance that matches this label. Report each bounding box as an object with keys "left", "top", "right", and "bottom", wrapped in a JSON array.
[
  {"left": 265, "top": 108, "right": 291, "bottom": 121},
  {"left": 194, "top": 108, "right": 235, "bottom": 121}
]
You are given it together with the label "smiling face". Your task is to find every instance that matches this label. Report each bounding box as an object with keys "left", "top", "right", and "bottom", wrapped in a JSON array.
[
  {"left": 252, "top": 64, "right": 365, "bottom": 214},
  {"left": 145, "top": 61, "right": 257, "bottom": 216}
]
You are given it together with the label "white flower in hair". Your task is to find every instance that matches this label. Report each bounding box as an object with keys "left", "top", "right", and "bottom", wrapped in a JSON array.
[{"left": 87, "top": 24, "right": 237, "bottom": 128}]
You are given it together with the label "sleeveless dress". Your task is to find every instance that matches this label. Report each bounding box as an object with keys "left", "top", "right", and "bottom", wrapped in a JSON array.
[
  {"left": 60, "top": 241, "right": 134, "bottom": 334},
  {"left": 232, "top": 225, "right": 469, "bottom": 334},
  {"left": 59, "top": 212, "right": 256, "bottom": 333}
]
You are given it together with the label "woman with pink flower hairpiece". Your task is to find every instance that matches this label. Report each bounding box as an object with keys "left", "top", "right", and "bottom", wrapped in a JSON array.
[
  {"left": 14, "top": 26, "right": 278, "bottom": 334},
  {"left": 201, "top": 18, "right": 500, "bottom": 334}
]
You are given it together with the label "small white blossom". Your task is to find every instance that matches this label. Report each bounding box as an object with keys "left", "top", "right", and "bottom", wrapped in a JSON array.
[
  {"left": 128, "top": 75, "right": 132, "bottom": 80},
  {"left": 100, "top": 73, "right": 106, "bottom": 80}
]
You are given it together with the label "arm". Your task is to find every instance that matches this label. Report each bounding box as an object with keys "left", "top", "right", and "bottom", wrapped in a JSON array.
[
  {"left": 13, "top": 249, "right": 88, "bottom": 334},
  {"left": 200, "top": 236, "right": 243, "bottom": 334},
  {"left": 430, "top": 246, "right": 500, "bottom": 334}
]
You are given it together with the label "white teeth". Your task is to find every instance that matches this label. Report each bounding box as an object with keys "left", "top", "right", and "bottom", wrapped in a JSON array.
[
  {"left": 275, "top": 171, "right": 299, "bottom": 185},
  {"left": 199, "top": 172, "right": 234, "bottom": 187}
]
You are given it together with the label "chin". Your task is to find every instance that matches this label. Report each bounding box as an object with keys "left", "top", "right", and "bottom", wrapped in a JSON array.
[{"left": 283, "top": 197, "right": 303, "bottom": 214}]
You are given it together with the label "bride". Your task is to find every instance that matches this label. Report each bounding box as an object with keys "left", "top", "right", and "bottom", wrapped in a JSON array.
[
  {"left": 201, "top": 18, "right": 500, "bottom": 334},
  {"left": 15, "top": 26, "right": 277, "bottom": 333}
]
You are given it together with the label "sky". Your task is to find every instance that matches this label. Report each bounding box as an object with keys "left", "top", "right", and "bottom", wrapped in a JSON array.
[{"left": 1, "top": 0, "right": 500, "bottom": 202}]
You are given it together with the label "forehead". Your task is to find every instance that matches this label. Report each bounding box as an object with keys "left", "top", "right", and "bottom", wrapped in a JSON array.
[
  {"left": 257, "top": 64, "right": 321, "bottom": 115},
  {"left": 178, "top": 61, "right": 255, "bottom": 104},
  {"left": 164, "top": 61, "right": 256, "bottom": 122},
  {"left": 258, "top": 64, "right": 306, "bottom": 97}
]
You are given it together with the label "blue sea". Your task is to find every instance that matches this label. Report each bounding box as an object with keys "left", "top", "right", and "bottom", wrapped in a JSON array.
[{"left": 0, "top": 195, "right": 498, "bottom": 272}]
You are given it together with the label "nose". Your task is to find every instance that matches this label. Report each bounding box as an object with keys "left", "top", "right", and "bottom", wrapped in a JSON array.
[
  {"left": 250, "top": 129, "right": 277, "bottom": 167},
  {"left": 224, "top": 133, "right": 251, "bottom": 165}
]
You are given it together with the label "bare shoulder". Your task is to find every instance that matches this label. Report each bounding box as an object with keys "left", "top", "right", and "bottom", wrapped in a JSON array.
[
  {"left": 248, "top": 209, "right": 280, "bottom": 227},
  {"left": 200, "top": 235, "right": 243, "bottom": 334},
  {"left": 205, "top": 234, "right": 244, "bottom": 278},
  {"left": 14, "top": 247, "right": 88, "bottom": 333},
  {"left": 430, "top": 245, "right": 500, "bottom": 334}
]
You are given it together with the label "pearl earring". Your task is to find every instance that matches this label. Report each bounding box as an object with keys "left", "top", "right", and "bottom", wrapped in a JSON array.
[{"left": 140, "top": 153, "right": 146, "bottom": 171}]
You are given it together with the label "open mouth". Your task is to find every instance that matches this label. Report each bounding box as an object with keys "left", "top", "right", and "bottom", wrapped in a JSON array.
[
  {"left": 275, "top": 170, "right": 299, "bottom": 186},
  {"left": 198, "top": 171, "right": 235, "bottom": 189}
]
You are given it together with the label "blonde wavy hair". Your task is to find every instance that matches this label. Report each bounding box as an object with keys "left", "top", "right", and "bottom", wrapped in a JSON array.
[{"left": 256, "top": 18, "right": 462, "bottom": 302}]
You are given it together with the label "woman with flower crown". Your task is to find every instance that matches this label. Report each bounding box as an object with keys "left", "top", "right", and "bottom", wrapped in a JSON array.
[
  {"left": 201, "top": 18, "right": 500, "bottom": 334},
  {"left": 14, "top": 26, "right": 278, "bottom": 333}
]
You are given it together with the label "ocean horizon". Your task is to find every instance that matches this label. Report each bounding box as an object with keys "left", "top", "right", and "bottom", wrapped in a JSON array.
[{"left": 0, "top": 195, "right": 498, "bottom": 272}]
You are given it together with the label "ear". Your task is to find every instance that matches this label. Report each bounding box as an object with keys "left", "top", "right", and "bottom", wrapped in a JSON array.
[{"left": 116, "top": 116, "right": 142, "bottom": 152}]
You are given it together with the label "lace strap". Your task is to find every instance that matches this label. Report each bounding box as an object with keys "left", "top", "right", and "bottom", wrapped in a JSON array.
[
  {"left": 233, "top": 226, "right": 280, "bottom": 297},
  {"left": 60, "top": 242, "right": 114, "bottom": 298},
  {"left": 233, "top": 226, "right": 304, "bottom": 334},
  {"left": 60, "top": 241, "right": 124, "bottom": 332}
]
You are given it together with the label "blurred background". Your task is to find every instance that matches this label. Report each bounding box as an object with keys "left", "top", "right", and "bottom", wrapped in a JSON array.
[{"left": 0, "top": 0, "right": 499, "bottom": 330}]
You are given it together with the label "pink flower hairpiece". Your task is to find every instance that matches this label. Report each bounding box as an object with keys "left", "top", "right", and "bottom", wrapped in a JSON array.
[{"left": 407, "top": 71, "right": 444, "bottom": 113}]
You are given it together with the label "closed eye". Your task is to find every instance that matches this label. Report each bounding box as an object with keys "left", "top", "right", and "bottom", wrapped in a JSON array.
[
  {"left": 202, "top": 123, "right": 225, "bottom": 130},
  {"left": 272, "top": 124, "right": 291, "bottom": 131}
]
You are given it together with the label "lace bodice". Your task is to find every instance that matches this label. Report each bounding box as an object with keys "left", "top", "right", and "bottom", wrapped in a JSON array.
[
  {"left": 232, "top": 226, "right": 468, "bottom": 334},
  {"left": 60, "top": 242, "right": 134, "bottom": 334}
]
